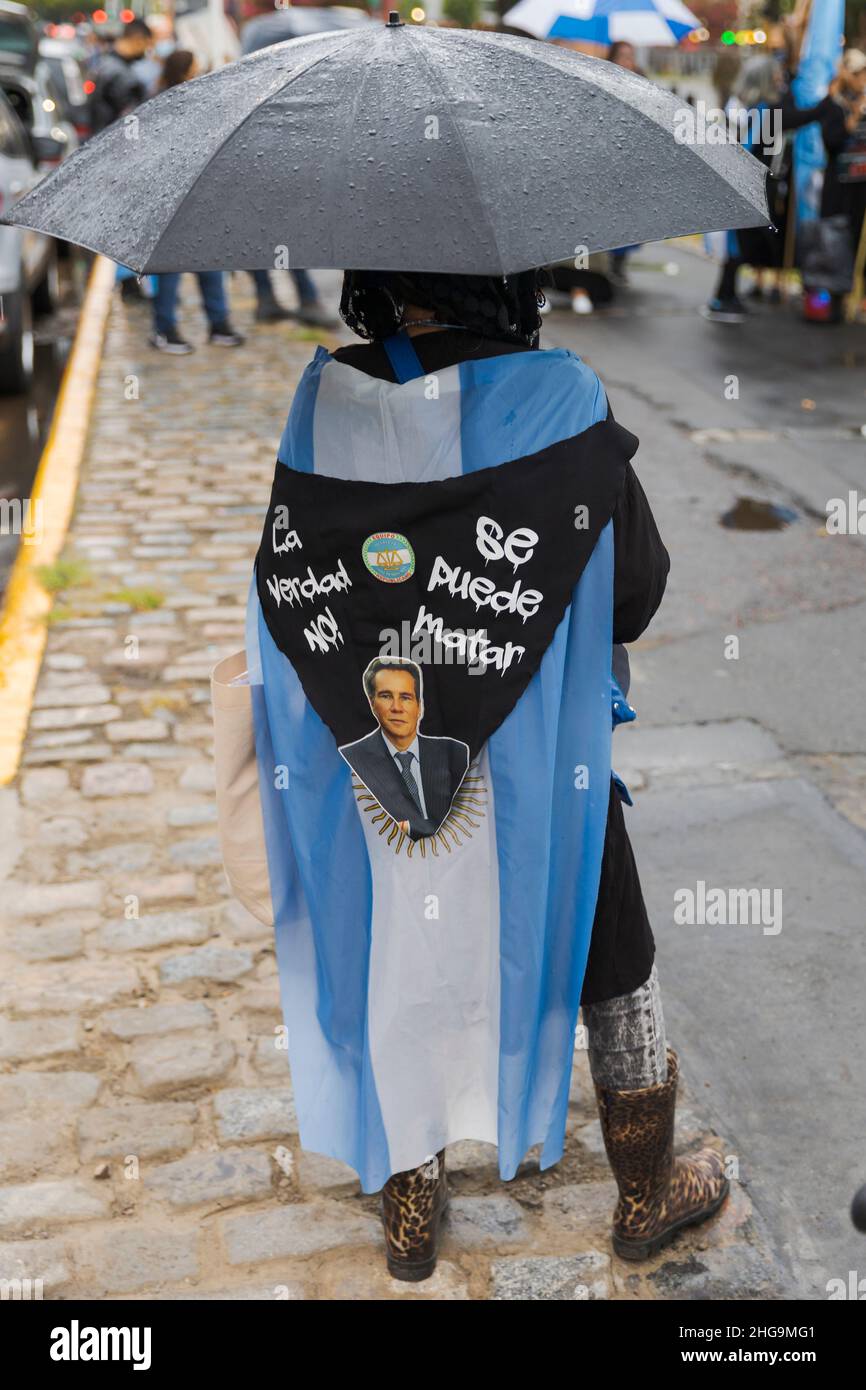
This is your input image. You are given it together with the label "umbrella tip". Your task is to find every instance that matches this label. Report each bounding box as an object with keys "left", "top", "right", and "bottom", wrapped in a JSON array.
[{"left": 386, "top": 10, "right": 404, "bottom": 25}]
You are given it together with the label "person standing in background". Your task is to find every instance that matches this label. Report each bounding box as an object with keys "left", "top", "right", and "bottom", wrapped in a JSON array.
[
  {"left": 821, "top": 50, "right": 866, "bottom": 266},
  {"left": 88, "top": 17, "right": 152, "bottom": 133},
  {"left": 88, "top": 18, "right": 154, "bottom": 304},
  {"left": 148, "top": 50, "right": 245, "bottom": 354},
  {"left": 702, "top": 56, "right": 832, "bottom": 322},
  {"left": 238, "top": 0, "right": 337, "bottom": 327}
]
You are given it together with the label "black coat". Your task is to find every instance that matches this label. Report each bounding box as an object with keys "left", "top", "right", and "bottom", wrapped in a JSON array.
[
  {"left": 89, "top": 51, "right": 148, "bottom": 134},
  {"left": 340, "top": 729, "right": 468, "bottom": 842}
]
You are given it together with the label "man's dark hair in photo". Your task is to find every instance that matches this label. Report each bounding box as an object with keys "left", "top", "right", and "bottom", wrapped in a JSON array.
[
  {"left": 363, "top": 658, "right": 421, "bottom": 705},
  {"left": 88, "top": 17, "right": 152, "bottom": 134}
]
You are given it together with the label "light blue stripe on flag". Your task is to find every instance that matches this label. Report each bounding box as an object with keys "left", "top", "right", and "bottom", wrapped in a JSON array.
[{"left": 459, "top": 349, "right": 614, "bottom": 1179}]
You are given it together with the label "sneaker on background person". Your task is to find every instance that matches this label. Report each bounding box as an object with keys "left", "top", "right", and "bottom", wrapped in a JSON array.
[
  {"left": 700, "top": 296, "right": 748, "bottom": 323},
  {"left": 151, "top": 270, "right": 244, "bottom": 353},
  {"left": 250, "top": 269, "right": 294, "bottom": 322},
  {"left": 290, "top": 268, "right": 339, "bottom": 328},
  {"left": 209, "top": 321, "right": 246, "bottom": 347},
  {"left": 149, "top": 327, "right": 194, "bottom": 355}
]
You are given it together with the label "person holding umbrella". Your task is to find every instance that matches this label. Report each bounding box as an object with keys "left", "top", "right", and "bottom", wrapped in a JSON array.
[
  {"left": 316, "top": 268, "right": 731, "bottom": 1278},
  {"left": 6, "top": 18, "right": 771, "bottom": 1283}
]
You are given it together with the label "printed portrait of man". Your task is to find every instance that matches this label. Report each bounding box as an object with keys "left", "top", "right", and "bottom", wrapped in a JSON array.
[{"left": 339, "top": 657, "right": 469, "bottom": 841}]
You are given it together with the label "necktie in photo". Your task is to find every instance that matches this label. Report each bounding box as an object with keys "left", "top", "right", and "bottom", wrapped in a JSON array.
[{"left": 395, "top": 750, "right": 424, "bottom": 815}]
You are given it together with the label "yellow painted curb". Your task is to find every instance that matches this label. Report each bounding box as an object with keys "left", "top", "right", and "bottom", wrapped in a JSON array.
[{"left": 0, "top": 253, "right": 116, "bottom": 786}]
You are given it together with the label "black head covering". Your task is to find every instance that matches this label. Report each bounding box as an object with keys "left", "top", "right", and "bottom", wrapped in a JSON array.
[{"left": 339, "top": 268, "right": 549, "bottom": 349}]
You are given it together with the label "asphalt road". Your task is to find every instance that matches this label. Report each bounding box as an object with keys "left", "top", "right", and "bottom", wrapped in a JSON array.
[
  {"left": 0, "top": 256, "right": 85, "bottom": 598},
  {"left": 544, "top": 243, "right": 866, "bottom": 1297}
]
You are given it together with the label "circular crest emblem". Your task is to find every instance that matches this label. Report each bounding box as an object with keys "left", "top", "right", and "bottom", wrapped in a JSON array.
[{"left": 362, "top": 532, "right": 415, "bottom": 584}]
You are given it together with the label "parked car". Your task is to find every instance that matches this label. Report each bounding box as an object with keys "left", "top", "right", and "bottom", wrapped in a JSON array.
[
  {"left": 0, "top": 1, "right": 38, "bottom": 75},
  {"left": 0, "top": 59, "right": 77, "bottom": 173},
  {"left": 39, "top": 35, "right": 90, "bottom": 140},
  {"left": 0, "top": 84, "right": 58, "bottom": 392}
]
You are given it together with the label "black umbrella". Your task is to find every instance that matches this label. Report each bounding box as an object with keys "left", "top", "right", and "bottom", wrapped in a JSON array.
[{"left": 4, "top": 15, "right": 769, "bottom": 275}]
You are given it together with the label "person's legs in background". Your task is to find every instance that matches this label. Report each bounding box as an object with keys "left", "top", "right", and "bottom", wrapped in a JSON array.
[
  {"left": 196, "top": 272, "right": 244, "bottom": 347},
  {"left": 702, "top": 255, "right": 747, "bottom": 322},
  {"left": 116, "top": 263, "right": 152, "bottom": 304},
  {"left": 582, "top": 963, "right": 729, "bottom": 1260},
  {"left": 150, "top": 273, "right": 193, "bottom": 355},
  {"left": 289, "top": 269, "right": 337, "bottom": 328},
  {"left": 249, "top": 268, "right": 292, "bottom": 323}
]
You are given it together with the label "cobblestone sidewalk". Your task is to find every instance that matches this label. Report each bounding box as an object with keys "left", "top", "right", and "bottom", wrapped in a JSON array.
[{"left": 0, "top": 277, "right": 789, "bottom": 1300}]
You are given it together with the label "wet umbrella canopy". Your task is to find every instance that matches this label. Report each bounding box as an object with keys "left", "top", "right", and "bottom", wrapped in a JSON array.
[{"left": 4, "top": 15, "right": 769, "bottom": 275}]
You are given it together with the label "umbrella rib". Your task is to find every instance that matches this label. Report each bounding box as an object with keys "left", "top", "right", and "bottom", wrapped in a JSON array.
[
  {"left": 405, "top": 28, "right": 509, "bottom": 278},
  {"left": 144, "top": 33, "right": 357, "bottom": 269}
]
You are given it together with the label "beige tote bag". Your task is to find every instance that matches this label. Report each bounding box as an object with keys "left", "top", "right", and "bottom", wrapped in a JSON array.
[{"left": 210, "top": 650, "right": 274, "bottom": 927}]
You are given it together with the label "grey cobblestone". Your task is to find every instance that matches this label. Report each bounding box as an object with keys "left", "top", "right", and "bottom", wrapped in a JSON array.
[
  {"left": 490, "top": 1252, "right": 611, "bottom": 1300},
  {"left": 213, "top": 1086, "right": 297, "bottom": 1142},
  {"left": 81, "top": 762, "right": 155, "bottom": 797},
  {"left": 160, "top": 944, "right": 254, "bottom": 985},
  {"left": 0, "top": 1072, "right": 101, "bottom": 1114},
  {"left": 78, "top": 1102, "right": 198, "bottom": 1162},
  {"left": 129, "top": 1032, "right": 236, "bottom": 1096},
  {"left": 20, "top": 767, "right": 70, "bottom": 803},
  {"left": 31, "top": 704, "right": 121, "bottom": 730},
  {"left": 33, "top": 684, "right": 112, "bottom": 708},
  {"left": 10, "top": 923, "right": 84, "bottom": 960},
  {"left": 73, "top": 1225, "right": 199, "bottom": 1295},
  {"left": 446, "top": 1196, "right": 527, "bottom": 1248},
  {"left": 5, "top": 880, "right": 104, "bottom": 918},
  {"left": 146, "top": 1147, "right": 273, "bottom": 1208},
  {"left": 0, "top": 1117, "right": 78, "bottom": 1183},
  {"left": 221, "top": 1203, "right": 380, "bottom": 1265},
  {"left": 0, "top": 1016, "right": 80, "bottom": 1061},
  {"left": 0, "top": 1237, "right": 72, "bottom": 1294},
  {"left": 106, "top": 720, "right": 169, "bottom": 743},
  {"left": 99, "top": 911, "right": 211, "bottom": 953},
  {"left": 102, "top": 1001, "right": 215, "bottom": 1039},
  {"left": 0, "top": 963, "right": 142, "bottom": 1015},
  {"left": 253, "top": 1035, "right": 291, "bottom": 1080},
  {"left": 0, "top": 1180, "right": 111, "bottom": 1235}
]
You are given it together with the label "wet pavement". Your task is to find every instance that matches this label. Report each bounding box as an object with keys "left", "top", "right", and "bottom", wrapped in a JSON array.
[
  {"left": 0, "top": 256, "right": 87, "bottom": 597},
  {"left": 544, "top": 243, "right": 866, "bottom": 1297}
]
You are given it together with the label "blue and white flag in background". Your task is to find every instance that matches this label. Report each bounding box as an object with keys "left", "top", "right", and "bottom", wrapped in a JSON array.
[
  {"left": 792, "top": 0, "right": 845, "bottom": 226},
  {"left": 504, "top": 0, "right": 700, "bottom": 47}
]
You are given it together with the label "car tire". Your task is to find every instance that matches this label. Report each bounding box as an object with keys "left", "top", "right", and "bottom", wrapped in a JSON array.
[
  {"left": 0, "top": 290, "right": 34, "bottom": 395},
  {"left": 32, "top": 250, "right": 60, "bottom": 316}
]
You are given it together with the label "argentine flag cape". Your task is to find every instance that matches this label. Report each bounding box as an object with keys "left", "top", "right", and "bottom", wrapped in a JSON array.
[{"left": 244, "top": 330, "right": 638, "bottom": 1192}]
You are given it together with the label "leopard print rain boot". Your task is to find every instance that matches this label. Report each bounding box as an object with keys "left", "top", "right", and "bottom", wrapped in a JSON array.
[
  {"left": 594, "top": 1046, "right": 730, "bottom": 1261},
  {"left": 381, "top": 1147, "right": 449, "bottom": 1282}
]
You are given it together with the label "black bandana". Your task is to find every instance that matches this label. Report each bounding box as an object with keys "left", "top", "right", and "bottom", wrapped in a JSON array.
[
  {"left": 254, "top": 413, "right": 636, "bottom": 838},
  {"left": 339, "top": 268, "right": 549, "bottom": 348}
]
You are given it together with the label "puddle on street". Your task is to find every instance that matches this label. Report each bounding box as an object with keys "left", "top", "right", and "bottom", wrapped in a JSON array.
[{"left": 720, "top": 497, "right": 799, "bottom": 531}]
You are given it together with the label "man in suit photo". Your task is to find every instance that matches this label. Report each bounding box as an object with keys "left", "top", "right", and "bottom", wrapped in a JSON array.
[{"left": 340, "top": 657, "right": 469, "bottom": 841}]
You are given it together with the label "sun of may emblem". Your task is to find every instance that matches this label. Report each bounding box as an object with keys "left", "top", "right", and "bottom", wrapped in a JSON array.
[{"left": 362, "top": 532, "right": 415, "bottom": 583}]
